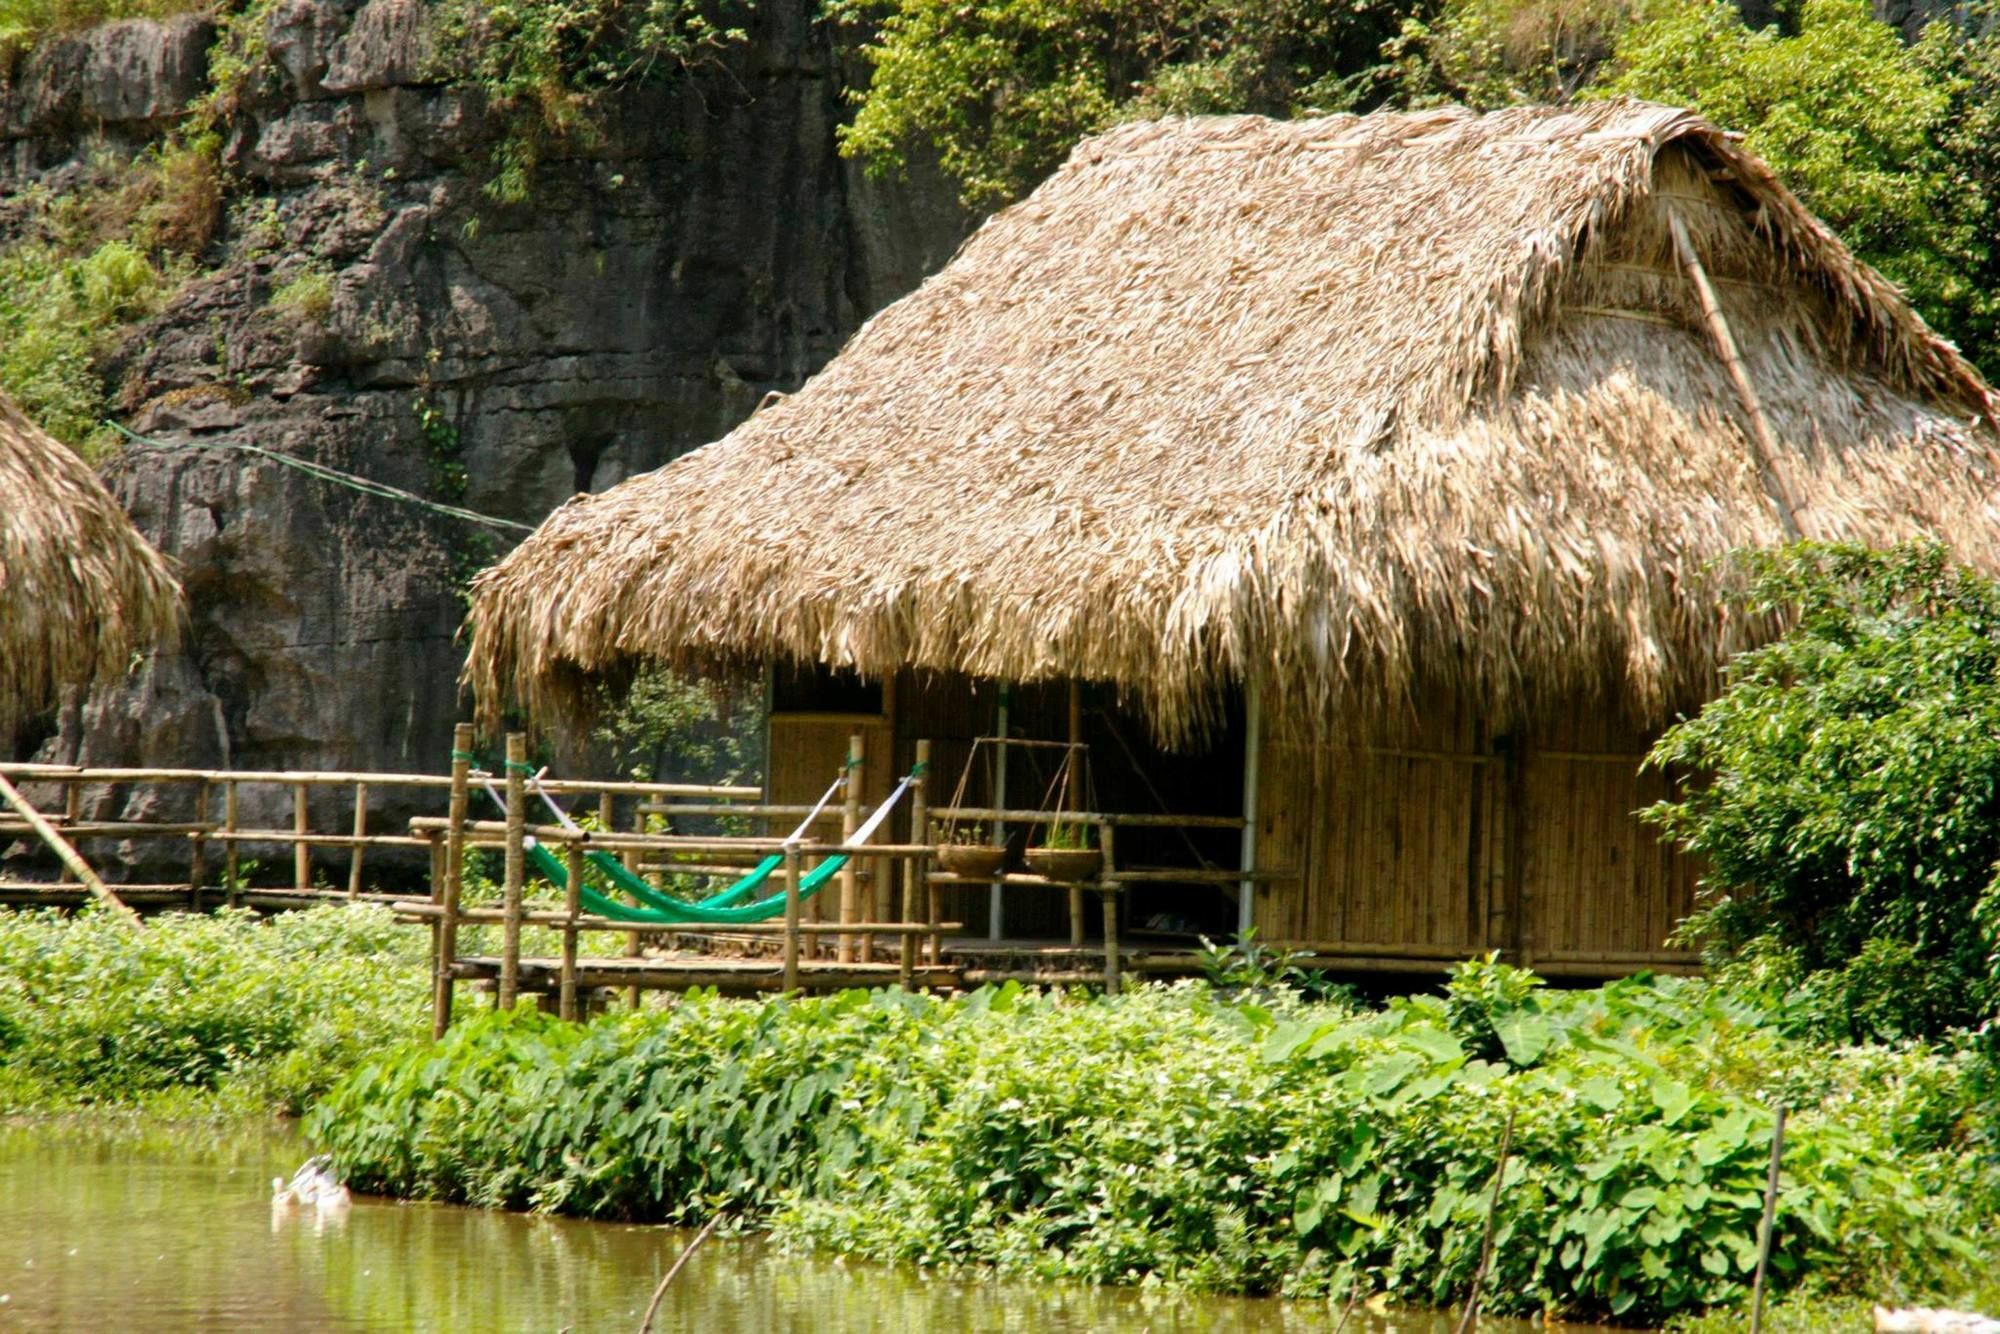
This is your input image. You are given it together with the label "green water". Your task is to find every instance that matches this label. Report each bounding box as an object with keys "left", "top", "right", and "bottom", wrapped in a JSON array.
[{"left": 0, "top": 1120, "right": 1566, "bottom": 1332}]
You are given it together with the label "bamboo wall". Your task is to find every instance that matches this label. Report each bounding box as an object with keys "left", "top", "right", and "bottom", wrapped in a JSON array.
[{"left": 1254, "top": 694, "right": 1700, "bottom": 969}]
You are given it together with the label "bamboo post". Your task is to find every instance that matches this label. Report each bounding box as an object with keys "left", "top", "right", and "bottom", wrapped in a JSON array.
[
  {"left": 433, "top": 722, "right": 473, "bottom": 1039},
  {"left": 499, "top": 732, "right": 526, "bottom": 1011},
  {"left": 1749, "top": 1106, "right": 1789, "bottom": 1334},
  {"left": 0, "top": 771, "right": 142, "bottom": 927},
  {"left": 1667, "top": 208, "right": 1804, "bottom": 541},
  {"left": 1067, "top": 681, "right": 1086, "bottom": 948},
  {"left": 782, "top": 844, "right": 803, "bottom": 993},
  {"left": 346, "top": 781, "right": 368, "bottom": 899},
  {"left": 1099, "top": 822, "right": 1119, "bottom": 993},
  {"left": 63, "top": 778, "right": 81, "bottom": 825},
  {"left": 223, "top": 780, "right": 240, "bottom": 906},
  {"left": 189, "top": 779, "right": 210, "bottom": 909},
  {"left": 625, "top": 805, "right": 645, "bottom": 1011},
  {"left": 292, "top": 781, "right": 311, "bottom": 890},
  {"left": 561, "top": 841, "right": 583, "bottom": 1022},
  {"left": 902, "top": 739, "right": 930, "bottom": 987},
  {"left": 838, "top": 732, "right": 863, "bottom": 964}
]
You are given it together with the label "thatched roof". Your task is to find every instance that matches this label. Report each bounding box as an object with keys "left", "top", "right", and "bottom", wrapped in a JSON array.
[
  {"left": 0, "top": 394, "right": 180, "bottom": 735},
  {"left": 467, "top": 99, "right": 2000, "bottom": 740}
]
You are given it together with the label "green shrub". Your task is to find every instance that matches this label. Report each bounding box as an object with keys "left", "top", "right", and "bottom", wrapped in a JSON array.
[
  {"left": 829, "top": 0, "right": 1407, "bottom": 206},
  {"left": 1594, "top": 0, "right": 2000, "bottom": 376},
  {"left": 1645, "top": 542, "right": 2000, "bottom": 1041},
  {"left": 0, "top": 238, "right": 176, "bottom": 454},
  {"left": 311, "top": 973, "right": 1993, "bottom": 1321},
  {"left": 0, "top": 0, "right": 201, "bottom": 55},
  {"left": 426, "top": 0, "right": 749, "bottom": 204},
  {"left": 0, "top": 905, "right": 430, "bottom": 1113},
  {"left": 269, "top": 263, "right": 335, "bottom": 321}
]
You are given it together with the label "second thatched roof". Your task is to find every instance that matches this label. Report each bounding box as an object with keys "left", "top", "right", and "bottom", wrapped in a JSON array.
[
  {"left": 0, "top": 394, "right": 180, "bottom": 736},
  {"left": 467, "top": 99, "right": 2000, "bottom": 740}
]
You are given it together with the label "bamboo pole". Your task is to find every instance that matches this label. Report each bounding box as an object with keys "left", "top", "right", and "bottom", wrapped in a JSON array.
[
  {"left": 291, "top": 782, "right": 310, "bottom": 889},
  {"left": 189, "top": 779, "right": 210, "bottom": 910},
  {"left": 838, "top": 732, "right": 863, "bottom": 964},
  {"left": 224, "top": 780, "right": 240, "bottom": 907},
  {"left": 63, "top": 778, "right": 81, "bottom": 825},
  {"left": 499, "top": 732, "right": 526, "bottom": 1011},
  {"left": 346, "top": 781, "right": 368, "bottom": 899},
  {"left": 782, "top": 844, "right": 802, "bottom": 993},
  {"left": 1667, "top": 208, "right": 1804, "bottom": 541},
  {"left": 1099, "top": 822, "right": 1119, "bottom": 993},
  {"left": 434, "top": 723, "right": 473, "bottom": 1038},
  {"left": 0, "top": 771, "right": 141, "bottom": 927},
  {"left": 903, "top": 739, "right": 930, "bottom": 985},
  {"left": 990, "top": 684, "right": 1011, "bottom": 941},
  {"left": 1067, "top": 681, "right": 1086, "bottom": 948},
  {"left": 625, "top": 805, "right": 645, "bottom": 1011},
  {"left": 561, "top": 842, "right": 583, "bottom": 1022}
]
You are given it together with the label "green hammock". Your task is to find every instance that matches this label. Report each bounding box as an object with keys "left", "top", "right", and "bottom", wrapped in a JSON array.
[{"left": 523, "top": 839, "right": 847, "bottom": 926}]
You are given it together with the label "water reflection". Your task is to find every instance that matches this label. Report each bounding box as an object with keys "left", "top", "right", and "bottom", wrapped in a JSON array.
[{"left": 0, "top": 1120, "right": 1578, "bottom": 1332}]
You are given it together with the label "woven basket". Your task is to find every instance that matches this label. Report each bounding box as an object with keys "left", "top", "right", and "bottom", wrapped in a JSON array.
[
  {"left": 1025, "top": 847, "right": 1103, "bottom": 883},
  {"left": 937, "top": 843, "right": 1009, "bottom": 879}
]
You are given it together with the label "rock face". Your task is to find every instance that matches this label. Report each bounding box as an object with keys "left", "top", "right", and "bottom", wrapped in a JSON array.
[{"left": 0, "top": 2, "right": 969, "bottom": 868}]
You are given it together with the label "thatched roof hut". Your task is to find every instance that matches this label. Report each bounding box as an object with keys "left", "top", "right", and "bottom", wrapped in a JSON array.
[
  {"left": 466, "top": 99, "right": 2000, "bottom": 744},
  {"left": 0, "top": 393, "right": 180, "bottom": 736}
]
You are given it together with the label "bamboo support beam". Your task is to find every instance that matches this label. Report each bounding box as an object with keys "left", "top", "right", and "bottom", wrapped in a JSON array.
[
  {"left": 782, "top": 845, "right": 802, "bottom": 993},
  {"left": 0, "top": 771, "right": 142, "bottom": 927},
  {"left": 189, "top": 780, "right": 210, "bottom": 909},
  {"left": 1100, "top": 824, "right": 1119, "bottom": 993},
  {"left": 838, "top": 732, "right": 863, "bottom": 964},
  {"left": 625, "top": 806, "right": 644, "bottom": 1010},
  {"left": 0, "top": 761, "right": 760, "bottom": 800},
  {"left": 499, "top": 732, "right": 526, "bottom": 1010},
  {"left": 1667, "top": 208, "right": 1804, "bottom": 541},
  {"left": 561, "top": 843, "right": 583, "bottom": 1022},
  {"left": 1067, "top": 684, "right": 1086, "bottom": 948},
  {"left": 931, "top": 806, "right": 1244, "bottom": 830},
  {"left": 346, "top": 781, "right": 368, "bottom": 899},
  {"left": 904, "top": 739, "right": 929, "bottom": 982},
  {"left": 292, "top": 783, "right": 310, "bottom": 889},
  {"left": 224, "top": 780, "right": 240, "bottom": 906}
]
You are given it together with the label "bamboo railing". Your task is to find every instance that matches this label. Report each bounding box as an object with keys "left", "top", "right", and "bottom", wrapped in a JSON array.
[{"left": 1, "top": 730, "right": 1275, "bottom": 1022}]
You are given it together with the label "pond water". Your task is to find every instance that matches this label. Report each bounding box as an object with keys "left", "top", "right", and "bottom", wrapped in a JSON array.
[{"left": 0, "top": 1120, "right": 1577, "bottom": 1332}]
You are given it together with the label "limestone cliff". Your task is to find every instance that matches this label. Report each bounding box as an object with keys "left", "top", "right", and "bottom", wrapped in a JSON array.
[{"left": 0, "top": 1, "right": 967, "bottom": 851}]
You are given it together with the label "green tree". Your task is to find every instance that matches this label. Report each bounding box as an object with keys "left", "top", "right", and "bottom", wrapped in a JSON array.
[
  {"left": 1594, "top": 0, "right": 2000, "bottom": 374},
  {"left": 1645, "top": 543, "right": 2000, "bottom": 1041},
  {"left": 829, "top": 0, "right": 1406, "bottom": 206}
]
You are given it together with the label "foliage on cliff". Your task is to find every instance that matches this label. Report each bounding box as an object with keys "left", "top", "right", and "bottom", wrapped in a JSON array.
[
  {"left": 837, "top": 0, "right": 2000, "bottom": 375},
  {"left": 827, "top": 0, "right": 1405, "bottom": 205},
  {"left": 1646, "top": 543, "right": 2000, "bottom": 1042}
]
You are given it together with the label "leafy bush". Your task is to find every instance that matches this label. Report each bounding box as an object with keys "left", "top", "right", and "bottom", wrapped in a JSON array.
[
  {"left": 312, "top": 972, "right": 1993, "bottom": 1321},
  {"left": 0, "top": 239, "right": 176, "bottom": 454},
  {"left": 829, "top": 0, "right": 1406, "bottom": 206},
  {"left": 0, "top": 906, "right": 430, "bottom": 1113},
  {"left": 1594, "top": 0, "right": 2000, "bottom": 375},
  {"left": 1645, "top": 542, "right": 2000, "bottom": 1041},
  {"left": 0, "top": 0, "right": 199, "bottom": 55},
  {"left": 269, "top": 263, "right": 335, "bottom": 321},
  {"left": 426, "top": 0, "right": 749, "bottom": 204}
]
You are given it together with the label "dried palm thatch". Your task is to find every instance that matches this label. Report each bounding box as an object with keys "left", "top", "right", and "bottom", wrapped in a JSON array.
[
  {"left": 467, "top": 99, "right": 2000, "bottom": 742},
  {"left": 0, "top": 394, "right": 180, "bottom": 737}
]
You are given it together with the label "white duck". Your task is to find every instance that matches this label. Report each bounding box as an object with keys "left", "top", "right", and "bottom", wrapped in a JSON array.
[{"left": 271, "top": 1154, "right": 351, "bottom": 1212}]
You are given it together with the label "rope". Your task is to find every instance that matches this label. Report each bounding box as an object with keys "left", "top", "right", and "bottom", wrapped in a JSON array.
[{"left": 105, "top": 422, "right": 535, "bottom": 534}]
